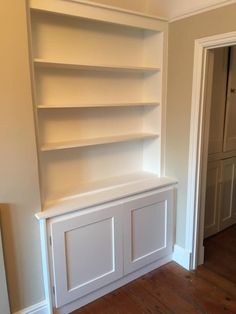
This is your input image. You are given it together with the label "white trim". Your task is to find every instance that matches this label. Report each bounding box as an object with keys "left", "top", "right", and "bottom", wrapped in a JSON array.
[
  {"left": 170, "top": 0, "right": 236, "bottom": 22},
  {"left": 13, "top": 300, "right": 48, "bottom": 314},
  {"left": 187, "top": 31, "right": 236, "bottom": 270},
  {"left": 172, "top": 245, "right": 191, "bottom": 270},
  {"left": 39, "top": 220, "right": 53, "bottom": 314}
]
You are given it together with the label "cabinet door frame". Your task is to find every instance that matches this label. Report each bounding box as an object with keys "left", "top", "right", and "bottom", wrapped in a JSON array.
[
  {"left": 49, "top": 203, "right": 123, "bottom": 308},
  {"left": 123, "top": 189, "right": 174, "bottom": 275}
]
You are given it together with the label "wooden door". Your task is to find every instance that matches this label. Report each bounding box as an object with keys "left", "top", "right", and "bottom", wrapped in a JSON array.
[
  {"left": 204, "top": 161, "right": 221, "bottom": 238},
  {"left": 219, "top": 157, "right": 236, "bottom": 231},
  {"left": 123, "top": 189, "right": 173, "bottom": 275},
  {"left": 208, "top": 48, "right": 228, "bottom": 154},
  {"left": 50, "top": 203, "right": 123, "bottom": 308},
  {"left": 224, "top": 47, "right": 236, "bottom": 152}
]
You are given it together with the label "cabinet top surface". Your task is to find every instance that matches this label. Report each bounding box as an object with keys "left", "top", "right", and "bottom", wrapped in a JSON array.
[{"left": 36, "top": 174, "right": 177, "bottom": 220}]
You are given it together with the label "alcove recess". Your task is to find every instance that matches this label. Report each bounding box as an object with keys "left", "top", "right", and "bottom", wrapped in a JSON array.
[{"left": 28, "top": 0, "right": 168, "bottom": 211}]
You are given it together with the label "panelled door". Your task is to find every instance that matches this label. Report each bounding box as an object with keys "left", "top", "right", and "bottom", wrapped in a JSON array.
[
  {"left": 123, "top": 190, "right": 173, "bottom": 275},
  {"left": 50, "top": 203, "right": 123, "bottom": 308}
]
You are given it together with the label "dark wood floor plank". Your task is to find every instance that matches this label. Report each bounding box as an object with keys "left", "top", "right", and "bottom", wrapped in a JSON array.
[{"left": 72, "top": 224, "right": 236, "bottom": 314}]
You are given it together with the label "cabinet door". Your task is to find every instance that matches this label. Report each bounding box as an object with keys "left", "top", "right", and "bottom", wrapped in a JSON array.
[
  {"left": 224, "top": 47, "right": 236, "bottom": 152},
  {"left": 204, "top": 161, "right": 221, "bottom": 238},
  {"left": 219, "top": 157, "right": 236, "bottom": 231},
  {"left": 50, "top": 204, "right": 123, "bottom": 308},
  {"left": 123, "top": 189, "right": 173, "bottom": 275}
]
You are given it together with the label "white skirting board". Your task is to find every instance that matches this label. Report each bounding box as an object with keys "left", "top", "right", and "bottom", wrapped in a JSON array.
[
  {"left": 172, "top": 244, "right": 192, "bottom": 270},
  {"left": 13, "top": 300, "right": 48, "bottom": 314}
]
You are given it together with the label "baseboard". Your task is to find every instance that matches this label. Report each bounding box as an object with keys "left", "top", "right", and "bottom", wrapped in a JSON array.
[
  {"left": 13, "top": 300, "right": 48, "bottom": 314},
  {"left": 172, "top": 244, "right": 191, "bottom": 270}
]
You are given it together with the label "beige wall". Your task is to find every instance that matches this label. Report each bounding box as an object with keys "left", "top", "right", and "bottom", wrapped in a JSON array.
[
  {"left": 0, "top": 0, "right": 44, "bottom": 312},
  {"left": 166, "top": 3, "right": 236, "bottom": 246}
]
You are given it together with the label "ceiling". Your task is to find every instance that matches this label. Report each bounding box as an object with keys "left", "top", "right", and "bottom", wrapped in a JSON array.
[{"left": 89, "top": 0, "right": 236, "bottom": 20}]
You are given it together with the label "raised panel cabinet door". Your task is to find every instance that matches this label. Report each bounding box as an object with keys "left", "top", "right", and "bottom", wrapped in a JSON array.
[
  {"left": 49, "top": 203, "right": 123, "bottom": 308},
  {"left": 123, "top": 189, "right": 174, "bottom": 275},
  {"left": 224, "top": 47, "right": 236, "bottom": 152},
  {"left": 219, "top": 157, "right": 236, "bottom": 231},
  {"left": 204, "top": 161, "right": 221, "bottom": 238}
]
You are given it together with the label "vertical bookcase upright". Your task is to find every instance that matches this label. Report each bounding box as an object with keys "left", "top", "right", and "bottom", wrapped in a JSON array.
[{"left": 28, "top": 0, "right": 168, "bottom": 213}]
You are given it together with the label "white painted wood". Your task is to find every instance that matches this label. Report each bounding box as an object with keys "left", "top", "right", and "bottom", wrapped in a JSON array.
[
  {"left": 54, "top": 254, "right": 172, "bottom": 314},
  {"left": 187, "top": 31, "right": 236, "bottom": 270},
  {"left": 204, "top": 161, "right": 221, "bottom": 238},
  {"left": 39, "top": 220, "right": 53, "bottom": 314},
  {"left": 35, "top": 66, "right": 159, "bottom": 108},
  {"left": 224, "top": 47, "right": 236, "bottom": 152},
  {"left": 37, "top": 101, "right": 160, "bottom": 109},
  {"left": 0, "top": 220, "right": 10, "bottom": 314},
  {"left": 172, "top": 245, "right": 191, "bottom": 270},
  {"left": 123, "top": 189, "right": 173, "bottom": 274},
  {"left": 28, "top": 0, "right": 167, "bottom": 207},
  {"left": 208, "top": 48, "right": 228, "bottom": 155},
  {"left": 219, "top": 157, "right": 236, "bottom": 230},
  {"left": 34, "top": 59, "right": 160, "bottom": 73},
  {"left": 41, "top": 133, "right": 159, "bottom": 151},
  {"left": 50, "top": 203, "right": 123, "bottom": 308},
  {"left": 13, "top": 300, "right": 48, "bottom": 314},
  {"left": 42, "top": 186, "right": 175, "bottom": 312},
  {"left": 36, "top": 176, "right": 177, "bottom": 219},
  {"left": 29, "top": 0, "right": 167, "bottom": 30}
]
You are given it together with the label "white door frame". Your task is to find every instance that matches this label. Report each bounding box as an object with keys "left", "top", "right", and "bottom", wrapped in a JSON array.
[{"left": 186, "top": 31, "right": 236, "bottom": 270}]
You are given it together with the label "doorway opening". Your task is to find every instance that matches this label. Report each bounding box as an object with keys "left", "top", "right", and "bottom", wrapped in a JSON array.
[{"left": 186, "top": 31, "right": 236, "bottom": 270}]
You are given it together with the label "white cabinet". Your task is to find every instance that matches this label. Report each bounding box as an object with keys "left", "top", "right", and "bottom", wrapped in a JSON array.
[
  {"left": 50, "top": 203, "right": 123, "bottom": 308},
  {"left": 204, "top": 161, "right": 221, "bottom": 238},
  {"left": 219, "top": 157, "right": 236, "bottom": 231},
  {"left": 123, "top": 190, "right": 173, "bottom": 274},
  {"left": 45, "top": 187, "right": 175, "bottom": 311},
  {"left": 204, "top": 158, "right": 236, "bottom": 238}
]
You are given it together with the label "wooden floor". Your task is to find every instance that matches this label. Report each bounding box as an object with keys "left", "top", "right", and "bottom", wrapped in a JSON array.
[{"left": 72, "top": 225, "right": 236, "bottom": 314}]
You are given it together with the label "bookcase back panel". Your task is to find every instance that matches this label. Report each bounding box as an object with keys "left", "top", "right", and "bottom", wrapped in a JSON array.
[
  {"left": 38, "top": 106, "right": 159, "bottom": 144},
  {"left": 31, "top": 11, "right": 160, "bottom": 68},
  {"left": 41, "top": 141, "right": 145, "bottom": 202},
  {"left": 35, "top": 68, "right": 159, "bottom": 106}
]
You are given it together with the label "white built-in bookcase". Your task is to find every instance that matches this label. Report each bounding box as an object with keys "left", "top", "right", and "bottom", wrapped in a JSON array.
[{"left": 28, "top": 0, "right": 168, "bottom": 211}]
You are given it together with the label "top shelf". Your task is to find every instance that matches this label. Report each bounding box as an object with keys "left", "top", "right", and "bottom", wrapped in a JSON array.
[
  {"left": 30, "top": 0, "right": 167, "bottom": 32},
  {"left": 34, "top": 58, "right": 160, "bottom": 74}
]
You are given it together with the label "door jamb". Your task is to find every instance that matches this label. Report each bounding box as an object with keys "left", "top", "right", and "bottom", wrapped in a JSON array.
[{"left": 186, "top": 31, "right": 236, "bottom": 270}]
